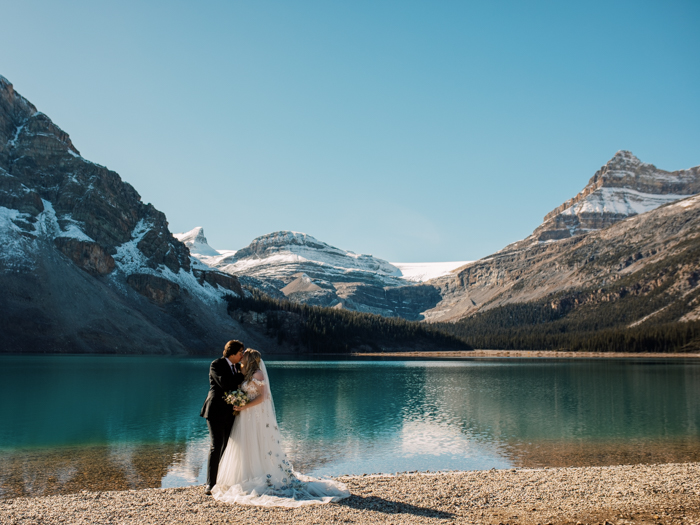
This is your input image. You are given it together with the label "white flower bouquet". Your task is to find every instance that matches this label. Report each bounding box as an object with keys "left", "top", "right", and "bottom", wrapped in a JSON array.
[{"left": 224, "top": 390, "right": 249, "bottom": 412}]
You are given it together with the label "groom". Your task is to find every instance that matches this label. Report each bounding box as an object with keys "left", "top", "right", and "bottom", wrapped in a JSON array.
[{"left": 201, "top": 339, "right": 245, "bottom": 495}]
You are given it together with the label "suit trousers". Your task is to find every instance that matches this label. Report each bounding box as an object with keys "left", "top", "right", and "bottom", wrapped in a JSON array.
[{"left": 206, "top": 417, "right": 235, "bottom": 487}]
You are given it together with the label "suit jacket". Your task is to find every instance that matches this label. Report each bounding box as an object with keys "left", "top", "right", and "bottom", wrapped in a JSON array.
[{"left": 200, "top": 357, "right": 245, "bottom": 420}]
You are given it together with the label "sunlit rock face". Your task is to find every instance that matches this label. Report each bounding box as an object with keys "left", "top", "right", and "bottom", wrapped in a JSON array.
[
  {"left": 0, "top": 76, "right": 190, "bottom": 274},
  {"left": 0, "top": 75, "right": 261, "bottom": 354},
  {"left": 424, "top": 193, "right": 700, "bottom": 322},
  {"left": 533, "top": 150, "right": 700, "bottom": 242},
  {"left": 420, "top": 151, "right": 700, "bottom": 323}
]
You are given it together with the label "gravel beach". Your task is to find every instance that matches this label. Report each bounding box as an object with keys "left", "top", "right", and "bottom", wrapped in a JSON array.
[{"left": 2, "top": 463, "right": 699, "bottom": 525}]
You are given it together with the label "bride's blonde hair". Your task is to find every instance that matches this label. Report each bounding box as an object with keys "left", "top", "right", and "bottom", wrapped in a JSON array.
[{"left": 242, "top": 349, "right": 262, "bottom": 383}]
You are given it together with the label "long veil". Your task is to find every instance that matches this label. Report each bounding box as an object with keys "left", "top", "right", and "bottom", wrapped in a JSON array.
[
  {"left": 212, "top": 357, "right": 350, "bottom": 507},
  {"left": 258, "top": 359, "right": 277, "bottom": 422}
]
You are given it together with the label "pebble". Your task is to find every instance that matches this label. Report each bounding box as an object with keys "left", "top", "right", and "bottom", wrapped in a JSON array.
[{"left": 1, "top": 463, "right": 699, "bottom": 524}]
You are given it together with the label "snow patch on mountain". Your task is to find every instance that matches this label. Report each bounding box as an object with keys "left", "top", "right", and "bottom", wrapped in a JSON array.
[
  {"left": 112, "top": 219, "right": 152, "bottom": 275},
  {"left": 531, "top": 151, "right": 700, "bottom": 243},
  {"left": 34, "top": 200, "right": 94, "bottom": 242},
  {"left": 109, "top": 222, "right": 225, "bottom": 304},
  {"left": 559, "top": 187, "right": 692, "bottom": 217},
  {"left": 0, "top": 206, "right": 35, "bottom": 271},
  {"left": 1, "top": 200, "right": 94, "bottom": 272},
  {"left": 391, "top": 261, "right": 472, "bottom": 282}
]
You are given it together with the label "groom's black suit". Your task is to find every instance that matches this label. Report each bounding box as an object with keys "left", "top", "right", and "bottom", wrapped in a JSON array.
[{"left": 201, "top": 356, "right": 244, "bottom": 488}]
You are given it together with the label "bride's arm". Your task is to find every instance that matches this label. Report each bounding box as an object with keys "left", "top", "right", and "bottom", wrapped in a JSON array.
[{"left": 235, "top": 371, "right": 266, "bottom": 411}]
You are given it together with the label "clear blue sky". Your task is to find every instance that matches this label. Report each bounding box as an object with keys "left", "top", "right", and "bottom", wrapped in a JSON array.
[{"left": 3, "top": 1, "right": 699, "bottom": 262}]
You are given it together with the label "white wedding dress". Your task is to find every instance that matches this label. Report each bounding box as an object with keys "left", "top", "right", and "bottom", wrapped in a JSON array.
[{"left": 211, "top": 360, "right": 350, "bottom": 507}]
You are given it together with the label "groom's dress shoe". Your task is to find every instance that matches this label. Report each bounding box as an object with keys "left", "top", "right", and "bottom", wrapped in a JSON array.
[{"left": 204, "top": 486, "right": 212, "bottom": 496}]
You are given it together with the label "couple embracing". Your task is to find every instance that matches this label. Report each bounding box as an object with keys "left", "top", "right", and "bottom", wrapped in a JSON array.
[{"left": 201, "top": 340, "right": 349, "bottom": 507}]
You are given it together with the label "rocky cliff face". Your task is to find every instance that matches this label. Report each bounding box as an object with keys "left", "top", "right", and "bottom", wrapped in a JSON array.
[
  {"left": 0, "top": 75, "right": 260, "bottom": 354},
  {"left": 425, "top": 193, "right": 700, "bottom": 324},
  {"left": 531, "top": 150, "right": 700, "bottom": 242},
  {"left": 178, "top": 228, "right": 443, "bottom": 320}
]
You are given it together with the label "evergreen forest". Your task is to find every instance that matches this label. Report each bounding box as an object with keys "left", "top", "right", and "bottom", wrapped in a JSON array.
[{"left": 225, "top": 290, "right": 471, "bottom": 354}]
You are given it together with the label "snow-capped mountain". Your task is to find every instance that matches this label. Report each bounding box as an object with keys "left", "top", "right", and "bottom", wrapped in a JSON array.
[
  {"left": 173, "top": 226, "right": 237, "bottom": 271},
  {"left": 216, "top": 231, "right": 403, "bottom": 282},
  {"left": 173, "top": 226, "right": 221, "bottom": 258},
  {"left": 532, "top": 150, "right": 700, "bottom": 242},
  {"left": 175, "top": 229, "right": 463, "bottom": 319},
  {"left": 178, "top": 228, "right": 469, "bottom": 284},
  {"left": 0, "top": 75, "right": 253, "bottom": 354},
  {"left": 423, "top": 151, "right": 700, "bottom": 323}
]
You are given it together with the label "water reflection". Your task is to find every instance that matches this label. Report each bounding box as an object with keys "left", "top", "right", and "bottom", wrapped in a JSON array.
[
  {"left": 0, "top": 443, "right": 187, "bottom": 499},
  {"left": 1, "top": 356, "right": 699, "bottom": 498}
]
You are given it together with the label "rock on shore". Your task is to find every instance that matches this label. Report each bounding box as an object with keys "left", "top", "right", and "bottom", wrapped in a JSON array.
[{"left": 2, "top": 463, "right": 699, "bottom": 524}]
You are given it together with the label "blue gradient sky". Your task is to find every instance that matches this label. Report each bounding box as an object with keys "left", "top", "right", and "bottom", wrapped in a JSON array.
[{"left": 3, "top": 1, "right": 699, "bottom": 261}]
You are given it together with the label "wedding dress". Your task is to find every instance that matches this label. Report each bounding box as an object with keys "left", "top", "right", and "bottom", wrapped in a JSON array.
[{"left": 211, "top": 360, "right": 350, "bottom": 507}]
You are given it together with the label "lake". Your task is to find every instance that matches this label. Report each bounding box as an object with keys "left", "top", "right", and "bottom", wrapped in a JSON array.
[{"left": 1, "top": 355, "right": 699, "bottom": 499}]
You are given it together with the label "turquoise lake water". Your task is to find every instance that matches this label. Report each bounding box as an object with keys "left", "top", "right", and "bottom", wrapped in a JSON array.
[{"left": 1, "top": 355, "right": 699, "bottom": 498}]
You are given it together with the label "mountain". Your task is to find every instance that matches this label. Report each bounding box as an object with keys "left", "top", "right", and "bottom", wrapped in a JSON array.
[
  {"left": 422, "top": 151, "right": 700, "bottom": 327},
  {"left": 427, "top": 191, "right": 700, "bottom": 321},
  {"left": 176, "top": 229, "right": 452, "bottom": 320},
  {"left": 0, "top": 75, "right": 263, "bottom": 354},
  {"left": 173, "top": 226, "right": 221, "bottom": 259},
  {"left": 424, "top": 199, "right": 700, "bottom": 350},
  {"left": 531, "top": 150, "right": 700, "bottom": 242}
]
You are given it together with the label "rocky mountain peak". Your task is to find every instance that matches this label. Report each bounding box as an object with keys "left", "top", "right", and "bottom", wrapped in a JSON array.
[
  {"left": 0, "top": 75, "right": 191, "bottom": 276},
  {"left": 244, "top": 231, "right": 331, "bottom": 254},
  {"left": 176, "top": 226, "right": 208, "bottom": 245},
  {"left": 606, "top": 149, "right": 642, "bottom": 169},
  {"left": 173, "top": 227, "right": 220, "bottom": 257},
  {"left": 533, "top": 151, "right": 700, "bottom": 242}
]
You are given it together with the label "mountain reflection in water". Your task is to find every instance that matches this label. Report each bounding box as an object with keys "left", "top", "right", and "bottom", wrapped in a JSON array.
[{"left": 1, "top": 356, "right": 699, "bottom": 498}]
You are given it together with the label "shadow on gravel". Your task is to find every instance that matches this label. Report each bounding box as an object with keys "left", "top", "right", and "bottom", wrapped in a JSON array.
[{"left": 338, "top": 495, "right": 454, "bottom": 519}]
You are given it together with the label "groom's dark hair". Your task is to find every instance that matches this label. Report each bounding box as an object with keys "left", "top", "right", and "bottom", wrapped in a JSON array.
[{"left": 223, "top": 340, "right": 245, "bottom": 357}]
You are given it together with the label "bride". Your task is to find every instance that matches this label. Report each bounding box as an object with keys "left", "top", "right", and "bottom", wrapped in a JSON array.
[{"left": 211, "top": 349, "right": 350, "bottom": 507}]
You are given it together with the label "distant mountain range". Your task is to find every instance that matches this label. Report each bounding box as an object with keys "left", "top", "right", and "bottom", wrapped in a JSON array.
[
  {"left": 177, "top": 149, "right": 700, "bottom": 332},
  {"left": 2, "top": 72, "right": 699, "bottom": 353},
  {"left": 174, "top": 227, "right": 468, "bottom": 320}
]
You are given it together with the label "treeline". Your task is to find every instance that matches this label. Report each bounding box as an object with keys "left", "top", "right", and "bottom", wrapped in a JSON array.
[
  {"left": 435, "top": 302, "right": 700, "bottom": 353},
  {"left": 225, "top": 289, "right": 471, "bottom": 354},
  {"left": 437, "top": 317, "right": 700, "bottom": 352},
  {"left": 433, "top": 251, "right": 700, "bottom": 353}
]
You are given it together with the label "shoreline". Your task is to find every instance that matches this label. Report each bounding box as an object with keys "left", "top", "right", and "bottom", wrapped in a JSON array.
[
  {"left": 3, "top": 463, "right": 699, "bottom": 524},
  {"left": 2, "top": 350, "right": 698, "bottom": 359},
  {"left": 353, "top": 349, "right": 700, "bottom": 359}
]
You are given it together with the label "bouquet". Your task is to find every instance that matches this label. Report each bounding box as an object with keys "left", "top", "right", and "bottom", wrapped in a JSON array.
[{"left": 224, "top": 390, "right": 249, "bottom": 412}]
